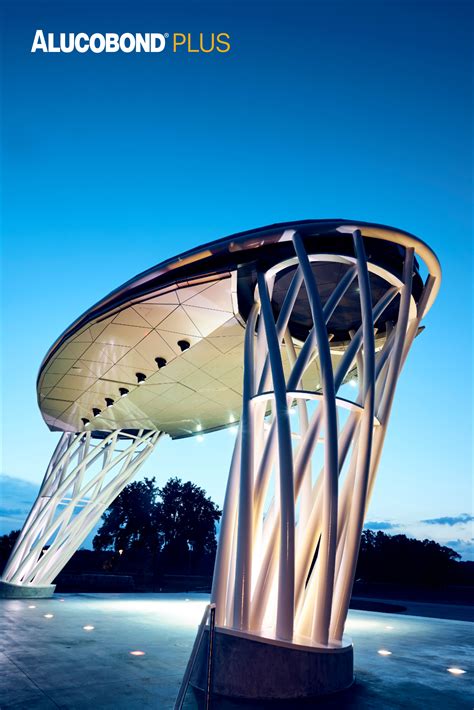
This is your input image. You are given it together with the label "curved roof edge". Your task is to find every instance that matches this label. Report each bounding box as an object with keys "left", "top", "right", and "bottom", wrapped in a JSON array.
[{"left": 37, "top": 218, "right": 441, "bottom": 385}]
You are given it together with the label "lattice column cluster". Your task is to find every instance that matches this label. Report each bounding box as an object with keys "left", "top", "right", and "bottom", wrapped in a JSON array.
[
  {"left": 212, "top": 228, "right": 435, "bottom": 647},
  {"left": 2, "top": 429, "right": 161, "bottom": 588}
]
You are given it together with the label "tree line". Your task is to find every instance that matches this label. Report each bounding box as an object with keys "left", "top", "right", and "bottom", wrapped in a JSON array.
[{"left": 0, "top": 477, "right": 472, "bottom": 589}]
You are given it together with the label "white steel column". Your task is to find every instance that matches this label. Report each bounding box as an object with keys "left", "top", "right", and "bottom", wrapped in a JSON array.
[
  {"left": 211, "top": 229, "right": 438, "bottom": 651},
  {"left": 232, "top": 304, "right": 259, "bottom": 631},
  {"left": 1, "top": 429, "right": 161, "bottom": 588},
  {"left": 329, "top": 230, "right": 375, "bottom": 640},
  {"left": 292, "top": 232, "right": 339, "bottom": 647},
  {"left": 257, "top": 270, "right": 296, "bottom": 641}
]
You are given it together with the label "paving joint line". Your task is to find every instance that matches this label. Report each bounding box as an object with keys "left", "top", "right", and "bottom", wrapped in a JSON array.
[{"left": 4, "top": 653, "right": 62, "bottom": 709}]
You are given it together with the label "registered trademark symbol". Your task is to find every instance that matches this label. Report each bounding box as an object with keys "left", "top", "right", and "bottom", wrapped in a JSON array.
[{"left": 164, "top": 33, "right": 169, "bottom": 38}]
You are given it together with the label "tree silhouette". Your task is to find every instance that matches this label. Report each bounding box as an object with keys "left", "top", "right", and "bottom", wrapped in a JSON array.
[
  {"left": 93, "top": 478, "right": 159, "bottom": 555},
  {"left": 93, "top": 477, "right": 221, "bottom": 574},
  {"left": 0, "top": 529, "right": 20, "bottom": 573},
  {"left": 157, "top": 477, "right": 221, "bottom": 571}
]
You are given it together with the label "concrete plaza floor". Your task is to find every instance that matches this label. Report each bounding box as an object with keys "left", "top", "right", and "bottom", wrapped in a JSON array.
[{"left": 0, "top": 593, "right": 472, "bottom": 709}]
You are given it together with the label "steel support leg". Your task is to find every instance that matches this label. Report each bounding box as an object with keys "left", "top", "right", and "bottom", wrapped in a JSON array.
[{"left": 1, "top": 429, "right": 161, "bottom": 589}]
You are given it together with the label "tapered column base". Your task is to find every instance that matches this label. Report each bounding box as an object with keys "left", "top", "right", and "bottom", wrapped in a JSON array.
[
  {"left": 0, "top": 580, "right": 56, "bottom": 599},
  {"left": 191, "top": 627, "right": 353, "bottom": 700}
]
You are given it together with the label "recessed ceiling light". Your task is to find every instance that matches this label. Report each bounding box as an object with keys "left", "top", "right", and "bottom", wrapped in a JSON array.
[
  {"left": 155, "top": 357, "right": 167, "bottom": 369},
  {"left": 447, "top": 667, "right": 466, "bottom": 675},
  {"left": 136, "top": 372, "right": 146, "bottom": 384},
  {"left": 177, "top": 339, "right": 190, "bottom": 352},
  {"left": 119, "top": 387, "right": 129, "bottom": 397}
]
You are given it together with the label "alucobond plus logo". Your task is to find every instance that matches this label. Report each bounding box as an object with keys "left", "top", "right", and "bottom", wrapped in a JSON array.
[{"left": 31, "top": 31, "right": 231, "bottom": 54}]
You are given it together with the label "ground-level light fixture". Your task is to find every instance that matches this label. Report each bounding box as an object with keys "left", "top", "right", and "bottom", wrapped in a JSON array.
[
  {"left": 92, "top": 408, "right": 101, "bottom": 417},
  {"left": 81, "top": 418, "right": 90, "bottom": 426},
  {"left": 119, "top": 387, "right": 129, "bottom": 397},
  {"left": 105, "top": 398, "right": 114, "bottom": 408},
  {"left": 155, "top": 357, "right": 167, "bottom": 369},
  {"left": 136, "top": 372, "right": 146, "bottom": 384}
]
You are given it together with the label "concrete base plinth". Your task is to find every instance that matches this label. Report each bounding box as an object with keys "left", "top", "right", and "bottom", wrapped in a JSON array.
[
  {"left": 0, "top": 580, "right": 56, "bottom": 599},
  {"left": 191, "top": 627, "right": 354, "bottom": 700}
]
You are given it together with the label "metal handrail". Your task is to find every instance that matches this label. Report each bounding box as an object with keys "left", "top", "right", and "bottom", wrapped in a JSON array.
[
  {"left": 174, "top": 602, "right": 216, "bottom": 710},
  {"left": 205, "top": 604, "right": 216, "bottom": 710}
]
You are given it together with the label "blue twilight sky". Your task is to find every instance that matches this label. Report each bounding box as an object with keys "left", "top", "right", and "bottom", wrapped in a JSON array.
[{"left": 0, "top": 1, "right": 472, "bottom": 558}]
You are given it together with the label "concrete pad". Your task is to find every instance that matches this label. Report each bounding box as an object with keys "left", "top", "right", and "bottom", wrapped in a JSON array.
[
  {"left": 191, "top": 627, "right": 353, "bottom": 699},
  {"left": 0, "top": 593, "right": 472, "bottom": 709},
  {"left": 0, "top": 580, "right": 56, "bottom": 599}
]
